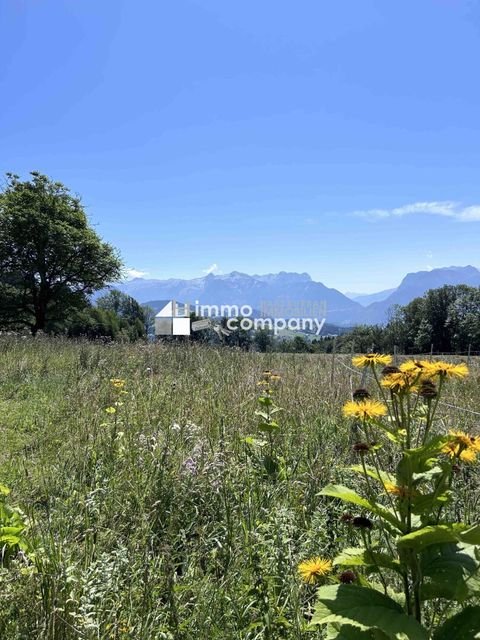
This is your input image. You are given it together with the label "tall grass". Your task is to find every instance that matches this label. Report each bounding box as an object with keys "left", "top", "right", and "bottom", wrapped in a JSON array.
[{"left": 0, "top": 336, "right": 478, "bottom": 639}]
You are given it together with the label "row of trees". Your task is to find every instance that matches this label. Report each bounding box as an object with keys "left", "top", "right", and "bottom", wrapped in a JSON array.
[
  {"left": 278, "top": 285, "right": 480, "bottom": 355},
  {"left": 188, "top": 285, "right": 480, "bottom": 354}
]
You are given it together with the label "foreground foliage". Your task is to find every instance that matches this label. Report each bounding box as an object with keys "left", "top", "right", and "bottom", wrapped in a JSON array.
[
  {"left": 0, "top": 337, "right": 479, "bottom": 638},
  {"left": 308, "top": 355, "right": 480, "bottom": 638}
]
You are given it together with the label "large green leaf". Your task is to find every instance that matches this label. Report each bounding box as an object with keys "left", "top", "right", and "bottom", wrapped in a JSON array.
[
  {"left": 320, "top": 485, "right": 403, "bottom": 532},
  {"left": 0, "top": 526, "right": 24, "bottom": 536},
  {"left": 421, "top": 543, "right": 480, "bottom": 602},
  {"left": 311, "top": 584, "right": 428, "bottom": 639},
  {"left": 410, "top": 490, "right": 452, "bottom": 516},
  {"left": 326, "top": 623, "right": 389, "bottom": 639},
  {"left": 334, "top": 547, "right": 402, "bottom": 575},
  {"left": 433, "top": 606, "right": 480, "bottom": 639},
  {"left": 398, "top": 525, "right": 480, "bottom": 552},
  {"left": 348, "top": 465, "right": 396, "bottom": 486},
  {"left": 0, "top": 534, "right": 21, "bottom": 546},
  {"left": 412, "top": 465, "right": 444, "bottom": 485},
  {"left": 396, "top": 438, "right": 447, "bottom": 486},
  {"left": 319, "top": 485, "right": 372, "bottom": 509}
]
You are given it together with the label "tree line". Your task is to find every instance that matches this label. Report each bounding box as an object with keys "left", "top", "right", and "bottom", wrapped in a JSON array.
[{"left": 269, "top": 284, "right": 480, "bottom": 355}]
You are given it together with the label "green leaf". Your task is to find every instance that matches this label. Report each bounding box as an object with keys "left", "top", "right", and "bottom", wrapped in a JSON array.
[
  {"left": 258, "top": 421, "right": 279, "bottom": 433},
  {"left": 269, "top": 407, "right": 283, "bottom": 415},
  {"left": 398, "top": 524, "right": 480, "bottom": 552},
  {"left": 319, "top": 485, "right": 372, "bottom": 509},
  {"left": 334, "top": 547, "right": 402, "bottom": 575},
  {"left": 0, "top": 534, "right": 21, "bottom": 546},
  {"left": 348, "top": 465, "right": 396, "bottom": 486},
  {"left": 0, "top": 484, "right": 11, "bottom": 496},
  {"left": 257, "top": 396, "right": 273, "bottom": 407},
  {"left": 412, "top": 465, "right": 444, "bottom": 485},
  {"left": 433, "top": 605, "right": 480, "bottom": 639},
  {"left": 326, "top": 623, "right": 390, "bottom": 639},
  {"left": 396, "top": 438, "right": 447, "bottom": 486},
  {"left": 0, "top": 526, "right": 24, "bottom": 536},
  {"left": 319, "top": 485, "right": 403, "bottom": 533},
  {"left": 421, "top": 543, "right": 480, "bottom": 602},
  {"left": 311, "top": 584, "right": 428, "bottom": 639},
  {"left": 410, "top": 490, "right": 453, "bottom": 516},
  {"left": 244, "top": 437, "right": 267, "bottom": 447}
]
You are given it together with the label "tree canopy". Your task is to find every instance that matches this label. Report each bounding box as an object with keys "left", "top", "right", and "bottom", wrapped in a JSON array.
[{"left": 0, "top": 172, "right": 122, "bottom": 334}]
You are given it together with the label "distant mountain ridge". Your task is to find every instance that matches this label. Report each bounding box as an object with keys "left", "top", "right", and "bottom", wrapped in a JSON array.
[
  {"left": 347, "top": 288, "right": 397, "bottom": 306},
  {"left": 114, "top": 271, "right": 361, "bottom": 326},
  {"left": 108, "top": 265, "right": 480, "bottom": 326},
  {"left": 362, "top": 265, "right": 480, "bottom": 323}
]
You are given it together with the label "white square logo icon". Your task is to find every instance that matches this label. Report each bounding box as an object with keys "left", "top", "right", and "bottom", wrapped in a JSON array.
[{"left": 172, "top": 317, "right": 191, "bottom": 336}]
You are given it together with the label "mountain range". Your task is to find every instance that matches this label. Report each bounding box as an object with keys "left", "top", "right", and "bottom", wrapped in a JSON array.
[{"left": 110, "top": 265, "right": 480, "bottom": 327}]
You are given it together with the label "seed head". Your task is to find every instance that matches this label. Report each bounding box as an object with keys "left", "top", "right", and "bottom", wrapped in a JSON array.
[{"left": 352, "top": 516, "right": 373, "bottom": 530}]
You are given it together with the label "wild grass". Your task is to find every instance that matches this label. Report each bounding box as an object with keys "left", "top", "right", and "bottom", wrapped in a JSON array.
[{"left": 0, "top": 336, "right": 479, "bottom": 639}]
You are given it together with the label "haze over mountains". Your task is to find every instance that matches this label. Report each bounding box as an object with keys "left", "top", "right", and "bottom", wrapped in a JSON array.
[{"left": 112, "top": 266, "right": 480, "bottom": 327}]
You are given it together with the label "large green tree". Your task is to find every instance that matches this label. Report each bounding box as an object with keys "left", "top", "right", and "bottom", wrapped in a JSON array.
[{"left": 0, "top": 172, "right": 122, "bottom": 334}]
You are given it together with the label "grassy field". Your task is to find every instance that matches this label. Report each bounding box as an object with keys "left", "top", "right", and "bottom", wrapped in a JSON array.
[{"left": 0, "top": 337, "right": 479, "bottom": 639}]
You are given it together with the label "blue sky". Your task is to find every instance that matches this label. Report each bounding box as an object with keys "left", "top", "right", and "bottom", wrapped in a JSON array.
[{"left": 1, "top": 0, "right": 480, "bottom": 293}]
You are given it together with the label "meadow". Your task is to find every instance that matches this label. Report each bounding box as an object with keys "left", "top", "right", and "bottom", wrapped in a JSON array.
[{"left": 0, "top": 336, "right": 479, "bottom": 639}]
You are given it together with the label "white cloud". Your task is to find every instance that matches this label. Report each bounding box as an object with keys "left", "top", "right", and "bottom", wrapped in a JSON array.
[
  {"left": 126, "top": 268, "right": 149, "bottom": 279},
  {"left": 354, "top": 201, "right": 480, "bottom": 221},
  {"left": 203, "top": 263, "right": 221, "bottom": 275}
]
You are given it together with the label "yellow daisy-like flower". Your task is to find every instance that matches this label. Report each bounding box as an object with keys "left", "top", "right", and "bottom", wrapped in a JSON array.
[
  {"left": 442, "top": 430, "right": 479, "bottom": 463},
  {"left": 423, "top": 362, "right": 469, "bottom": 379},
  {"left": 381, "top": 372, "right": 420, "bottom": 393},
  {"left": 399, "top": 360, "right": 430, "bottom": 374},
  {"left": 298, "top": 556, "right": 332, "bottom": 584},
  {"left": 105, "top": 406, "right": 117, "bottom": 414},
  {"left": 343, "top": 400, "right": 388, "bottom": 420},
  {"left": 449, "top": 430, "right": 478, "bottom": 448},
  {"left": 384, "top": 482, "right": 410, "bottom": 498},
  {"left": 110, "top": 378, "right": 126, "bottom": 389},
  {"left": 459, "top": 448, "right": 478, "bottom": 463},
  {"left": 352, "top": 354, "right": 393, "bottom": 368}
]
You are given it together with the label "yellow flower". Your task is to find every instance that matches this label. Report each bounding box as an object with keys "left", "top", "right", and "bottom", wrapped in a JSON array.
[
  {"left": 423, "top": 361, "right": 469, "bottom": 379},
  {"left": 298, "top": 556, "right": 332, "bottom": 584},
  {"left": 105, "top": 406, "right": 117, "bottom": 414},
  {"left": 381, "top": 372, "right": 420, "bottom": 393},
  {"left": 442, "top": 430, "right": 479, "bottom": 463},
  {"left": 343, "top": 400, "right": 388, "bottom": 420},
  {"left": 384, "top": 482, "right": 410, "bottom": 498},
  {"left": 399, "top": 360, "right": 430, "bottom": 374},
  {"left": 449, "top": 430, "right": 477, "bottom": 448},
  {"left": 459, "top": 448, "right": 477, "bottom": 463},
  {"left": 352, "top": 354, "right": 392, "bottom": 368},
  {"left": 110, "top": 378, "right": 126, "bottom": 389}
]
